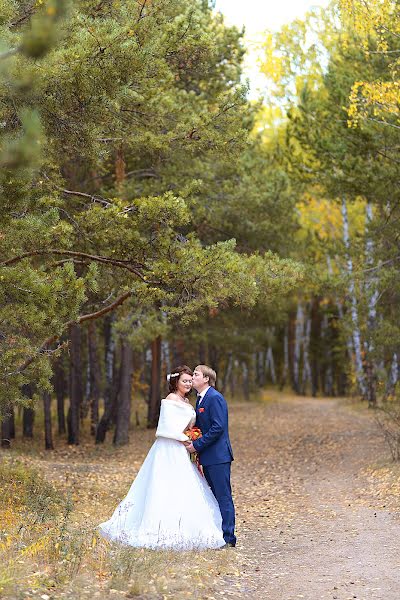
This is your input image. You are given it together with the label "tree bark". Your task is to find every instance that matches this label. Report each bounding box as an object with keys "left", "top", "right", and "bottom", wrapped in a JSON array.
[
  {"left": 1, "top": 415, "right": 11, "bottom": 448},
  {"left": 8, "top": 406, "right": 15, "bottom": 439},
  {"left": 88, "top": 321, "right": 101, "bottom": 435},
  {"left": 23, "top": 407, "right": 35, "bottom": 438},
  {"left": 266, "top": 346, "right": 277, "bottom": 385},
  {"left": 364, "top": 201, "right": 378, "bottom": 407},
  {"left": 256, "top": 351, "right": 264, "bottom": 387},
  {"left": 161, "top": 339, "right": 171, "bottom": 377},
  {"left": 148, "top": 336, "right": 162, "bottom": 428},
  {"left": 221, "top": 353, "right": 233, "bottom": 394},
  {"left": 310, "top": 297, "right": 321, "bottom": 397},
  {"left": 342, "top": 197, "right": 367, "bottom": 397},
  {"left": 208, "top": 345, "right": 219, "bottom": 376},
  {"left": 385, "top": 353, "right": 398, "bottom": 398},
  {"left": 242, "top": 361, "right": 250, "bottom": 401},
  {"left": 43, "top": 391, "right": 54, "bottom": 450},
  {"left": 103, "top": 314, "right": 116, "bottom": 418},
  {"left": 301, "top": 316, "right": 312, "bottom": 394},
  {"left": 113, "top": 339, "right": 134, "bottom": 446},
  {"left": 280, "top": 325, "right": 289, "bottom": 390},
  {"left": 321, "top": 314, "right": 334, "bottom": 396},
  {"left": 293, "top": 302, "right": 304, "bottom": 394},
  {"left": 22, "top": 383, "right": 35, "bottom": 438},
  {"left": 53, "top": 355, "right": 66, "bottom": 435},
  {"left": 67, "top": 323, "right": 83, "bottom": 445},
  {"left": 95, "top": 320, "right": 118, "bottom": 443}
]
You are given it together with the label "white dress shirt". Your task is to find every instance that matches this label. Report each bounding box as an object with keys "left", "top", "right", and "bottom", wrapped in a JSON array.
[{"left": 198, "top": 386, "right": 210, "bottom": 405}]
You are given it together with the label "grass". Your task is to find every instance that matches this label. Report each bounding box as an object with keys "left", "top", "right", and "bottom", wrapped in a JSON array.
[{"left": 0, "top": 427, "right": 238, "bottom": 600}]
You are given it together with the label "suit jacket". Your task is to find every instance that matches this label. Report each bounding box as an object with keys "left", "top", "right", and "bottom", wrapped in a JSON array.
[{"left": 192, "top": 387, "right": 234, "bottom": 466}]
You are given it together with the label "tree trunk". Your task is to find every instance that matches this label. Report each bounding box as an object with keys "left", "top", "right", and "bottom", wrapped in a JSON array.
[
  {"left": 67, "top": 323, "right": 83, "bottom": 445},
  {"left": 9, "top": 407, "right": 15, "bottom": 439},
  {"left": 113, "top": 339, "right": 134, "bottom": 446},
  {"left": 102, "top": 313, "right": 116, "bottom": 421},
  {"left": 43, "top": 391, "right": 54, "bottom": 450},
  {"left": 301, "top": 316, "right": 312, "bottom": 394},
  {"left": 23, "top": 407, "right": 35, "bottom": 438},
  {"left": 265, "top": 347, "right": 277, "bottom": 385},
  {"left": 208, "top": 345, "right": 219, "bottom": 376},
  {"left": 256, "top": 351, "right": 264, "bottom": 387},
  {"left": 148, "top": 336, "right": 162, "bottom": 428},
  {"left": 1, "top": 416, "right": 11, "bottom": 448},
  {"left": 280, "top": 325, "right": 289, "bottom": 390},
  {"left": 88, "top": 321, "right": 101, "bottom": 435},
  {"left": 385, "top": 353, "right": 398, "bottom": 398},
  {"left": 342, "top": 196, "right": 367, "bottom": 398},
  {"left": 327, "top": 255, "right": 354, "bottom": 379},
  {"left": 364, "top": 201, "right": 378, "bottom": 407},
  {"left": 310, "top": 297, "right": 321, "bottom": 397},
  {"left": 221, "top": 353, "right": 233, "bottom": 394},
  {"left": 293, "top": 302, "right": 304, "bottom": 394},
  {"left": 53, "top": 356, "right": 66, "bottom": 435},
  {"left": 22, "top": 384, "right": 35, "bottom": 438},
  {"left": 229, "top": 359, "right": 238, "bottom": 399},
  {"left": 95, "top": 380, "right": 119, "bottom": 443},
  {"left": 161, "top": 339, "right": 171, "bottom": 377},
  {"left": 321, "top": 314, "right": 334, "bottom": 396},
  {"left": 242, "top": 361, "right": 250, "bottom": 401}
]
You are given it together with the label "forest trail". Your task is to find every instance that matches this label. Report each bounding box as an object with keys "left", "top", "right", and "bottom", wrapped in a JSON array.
[
  {"left": 227, "top": 392, "right": 400, "bottom": 600},
  {"left": 18, "top": 392, "right": 400, "bottom": 600}
]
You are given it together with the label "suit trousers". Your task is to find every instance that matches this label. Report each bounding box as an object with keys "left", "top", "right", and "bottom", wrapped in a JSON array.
[{"left": 203, "top": 462, "right": 236, "bottom": 545}]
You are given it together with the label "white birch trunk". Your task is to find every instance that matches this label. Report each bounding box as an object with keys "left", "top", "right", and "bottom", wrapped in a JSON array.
[
  {"left": 301, "top": 316, "right": 312, "bottom": 393},
  {"left": 342, "top": 197, "right": 367, "bottom": 397},
  {"left": 364, "top": 201, "right": 379, "bottom": 404},
  {"left": 327, "top": 255, "right": 354, "bottom": 362},
  {"left": 365, "top": 202, "right": 379, "bottom": 342}
]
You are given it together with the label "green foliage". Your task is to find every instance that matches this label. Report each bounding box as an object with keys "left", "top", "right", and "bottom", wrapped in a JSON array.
[{"left": 0, "top": 0, "right": 301, "bottom": 416}]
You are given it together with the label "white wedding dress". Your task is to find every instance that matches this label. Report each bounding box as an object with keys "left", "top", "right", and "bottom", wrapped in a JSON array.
[{"left": 98, "top": 399, "right": 225, "bottom": 550}]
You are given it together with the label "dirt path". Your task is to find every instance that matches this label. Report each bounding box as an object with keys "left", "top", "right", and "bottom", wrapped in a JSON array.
[
  {"left": 227, "top": 393, "right": 400, "bottom": 600},
  {"left": 18, "top": 392, "right": 400, "bottom": 600}
]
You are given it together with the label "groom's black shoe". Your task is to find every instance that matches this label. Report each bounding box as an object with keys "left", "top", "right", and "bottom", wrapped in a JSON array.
[{"left": 220, "top": 542, "right": 236, "bottom": 549}]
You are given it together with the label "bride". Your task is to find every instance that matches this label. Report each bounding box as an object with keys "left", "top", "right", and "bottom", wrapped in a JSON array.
[{"left": 98, "top": 365, "right": 225, "bottom": 550}]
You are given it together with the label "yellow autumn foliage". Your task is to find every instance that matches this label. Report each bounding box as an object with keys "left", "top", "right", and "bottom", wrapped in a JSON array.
[{"left": 339, "top": 0, "right": 400, "bottom": 126}]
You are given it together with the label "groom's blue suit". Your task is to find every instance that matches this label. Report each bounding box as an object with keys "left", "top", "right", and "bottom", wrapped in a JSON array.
[{"left": 193, "top": 387, "right": 236, "bottom": 546}]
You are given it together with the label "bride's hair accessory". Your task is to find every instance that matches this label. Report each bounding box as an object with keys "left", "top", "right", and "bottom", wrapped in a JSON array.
[{"left": 166, "top": 372, "right": 180, "bottom": 382}]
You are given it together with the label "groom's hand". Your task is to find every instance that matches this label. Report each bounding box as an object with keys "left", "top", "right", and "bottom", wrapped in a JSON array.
[{"left": 183, "top": 442, "right": 196, "bottom": 453}]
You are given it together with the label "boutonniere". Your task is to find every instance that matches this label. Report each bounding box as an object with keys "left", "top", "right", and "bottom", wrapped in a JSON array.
[{"left": 199, "top": 407, "right": 205, "bottom": 413}]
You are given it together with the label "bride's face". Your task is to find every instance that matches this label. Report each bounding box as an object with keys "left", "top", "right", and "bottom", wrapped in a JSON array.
[{"left": 177, "top": 373, "right": 193, "bottom": 397}]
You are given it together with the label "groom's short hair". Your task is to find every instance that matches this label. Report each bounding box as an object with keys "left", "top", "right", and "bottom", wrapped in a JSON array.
[{"left": 196, "top": 364, "right": 216, "bottom": 387}]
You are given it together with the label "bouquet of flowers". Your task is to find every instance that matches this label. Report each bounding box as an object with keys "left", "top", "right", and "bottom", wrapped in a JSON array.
[{"left": 184, "top": 427, "right": 203, "bottom": 474}]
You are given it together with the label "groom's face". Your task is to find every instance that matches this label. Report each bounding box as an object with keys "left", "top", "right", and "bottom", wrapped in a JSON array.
[{"left": 192, "top": 368, "right": 209, "bottom": 393}]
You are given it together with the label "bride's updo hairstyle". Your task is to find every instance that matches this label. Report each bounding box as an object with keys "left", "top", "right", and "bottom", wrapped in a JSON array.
[{"left": 167, "top": 365, "right": 193, "bottom": 393}]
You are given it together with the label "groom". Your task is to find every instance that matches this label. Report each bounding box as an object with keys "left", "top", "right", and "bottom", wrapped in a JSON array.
[{"left": 185, "top": 364, "right": 236, "bottom": 548}]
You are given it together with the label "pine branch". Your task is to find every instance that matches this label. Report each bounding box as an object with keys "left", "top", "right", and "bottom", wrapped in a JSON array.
[
  {"left": 6, "top": 291, "right": 132, "bottom": 377},
  {"left": 1, "top": 250, "right": 147, "bottom": 280}
]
